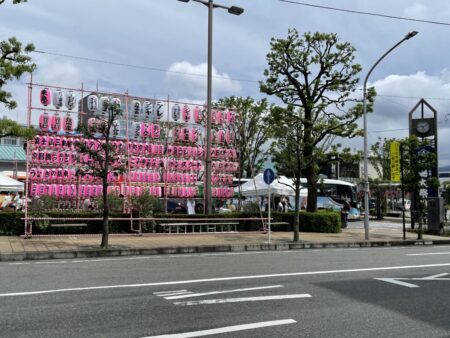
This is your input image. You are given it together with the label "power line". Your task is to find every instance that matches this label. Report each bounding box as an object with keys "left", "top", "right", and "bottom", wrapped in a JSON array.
[
  {"left": 368, "top": 128, "right": 408, "bottom": 134},
  {"left": 279, "top": 0, "right": 450, "bottom": 26},
  {"left": 377, "top": 94, "right": 450, "bottom": 101},
  {"left": 33, "top": 50, "right": 450, "bottom": 102},
  {"left": 33, "top": 50, "right": 258, "bottom": 84}
]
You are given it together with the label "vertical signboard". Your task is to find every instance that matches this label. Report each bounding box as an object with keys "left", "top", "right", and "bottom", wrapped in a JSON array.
[{"left": 390, "top": 141, "right": 401, "bottom": 182}]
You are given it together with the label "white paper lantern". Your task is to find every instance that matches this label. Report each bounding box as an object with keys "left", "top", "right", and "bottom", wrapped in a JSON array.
[
  {"left": 53, "top": 89, "right": 64, "bottom": 109},
  {"left": 65, "top": 91, "right": 76, "bottom": 110}
]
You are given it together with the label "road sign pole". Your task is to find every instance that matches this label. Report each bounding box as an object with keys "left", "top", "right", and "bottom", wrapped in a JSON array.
[
  {"left": 263, "top": 168, "right": 275, "bottom": 244},
  {"left": 268, "top": 183, "right": 271, "bottom": 244}
]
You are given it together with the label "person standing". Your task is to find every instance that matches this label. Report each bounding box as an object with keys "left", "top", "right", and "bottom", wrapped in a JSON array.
[
  {"left": 82, "top": 196, "right": 93, "bottom": 211},
  {"left": 341, "top": 198, "right": 351, "bottom": 228},
  {"left": 187, "top": 199, "right": 196, "bottom": 215}
]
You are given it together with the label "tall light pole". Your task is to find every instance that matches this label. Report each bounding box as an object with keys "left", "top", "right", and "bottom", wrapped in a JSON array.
[
  {"left": 363, "top": 31, "right": 418, "bottom": 240},
  {"left": 178, "top": 0, "right": 244, "bottom": 214}
]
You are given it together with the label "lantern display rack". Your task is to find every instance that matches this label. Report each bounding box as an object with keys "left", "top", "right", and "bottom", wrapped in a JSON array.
[{"left": 25, "top": 81, "right": 239, "bottom": 218}]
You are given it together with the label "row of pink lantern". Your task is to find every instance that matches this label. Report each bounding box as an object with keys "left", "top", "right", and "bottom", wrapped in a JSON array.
[
  {"left": 166, "top": 145, "right": 205, "bottom": 159},
  {"left": 211, "top": 187, "right": 234, "bottom": 199},
  {"left": 32, "top": 143, "right": 164, "bottom": 161},
  {"left": 38, "top": 112, "right": 74, "bottom": 133},
  {"left": 128, "top": 171, "right": 161, "bottom": 183},
  {"left": 162, "top": 172, "right": 198, "bottom": 184},
  {"left": 211, "top": 174, "right": 234, "bottom": 185},
  {"left": 131, "top": 122, "right": 161, "bottom": 139},
  {"left": 29, "top": 168, "right": 76, "bottom": 181},
  {"left": 31, "top": 150, "right": 76, "bottom": 165},
  {"left": 29, "top": 168, "right": 124, "bottom": 184},
  {"left": 128, "top": 143, "right": 165, "bottom": 156},
  {"left": 122, "top": 185, "right": 163, "bottom": 197},
  {"left": 30, "top": 183, "right": 124, "bottom": 197},
  {"left": 211, "top": 129, "right": 235, "bottom": 145},
  {"left": 30, "top": 183, "right": 78, "bottom": 197},
  {"left": 172, "top": 127, "right": 200, "bottom": 143},
  {"left": 34, "top": 135, "right": 78, "bottom": 150},
  {"left": 166, "top": 159, "right": 203, "bottom": 172},
  {"left": 172, "top": 105, "right": 236, "bottom": 125},
  {"left": 39, "top": 88, "right": 77, "bottom": 110},
  {"left": 165, "top": 186, "right": 198, "bottom": 198},
  {"left": 128, "top": 157, "right": 165, "bottom": 170},
  {"left": 211, "top": 161, "right": 239, "bottom": 172},
  {"left": 210, "top": 147, "right": 238, "bottom": 160}
]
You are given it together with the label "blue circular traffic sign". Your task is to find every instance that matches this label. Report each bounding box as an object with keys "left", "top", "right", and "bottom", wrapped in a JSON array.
[{"left": 263, "top": 168, "right": 275, "bottom": 185}]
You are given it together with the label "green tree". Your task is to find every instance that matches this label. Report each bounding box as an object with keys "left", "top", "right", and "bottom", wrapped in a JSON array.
[
  {"left": 260, "top": 29, "right": 375, "bottom": 212},
  {"left": 269, "top": 105, "right": 303, "bottom": 241},
  {"left": 76, "top": 102, "right": 126, "bottom": 249},
  {"left": 1, "top": 0, "right": 35, "bottom": 109},
  {"left": 400, "top": 136, "right": 439, "bottom": 239},
  {"left": 216, "top": 96, "right": 273, "bottom": 179},
  {"left": 1, "top": 36, "right": 35, "bottom": 109},
  {"left": 0, "top": 118, "right": 35, "bottom": 140},
  {"left": 369, "top": 137, "right": 393, "bottom": 181}
]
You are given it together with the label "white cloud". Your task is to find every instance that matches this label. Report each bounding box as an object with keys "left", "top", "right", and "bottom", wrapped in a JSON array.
[
  {"left": 402, "top": 2, "right": 430, "bottom": 18},
  {"left": 165, "top": 61, "right": 242, "bottom": 100}
]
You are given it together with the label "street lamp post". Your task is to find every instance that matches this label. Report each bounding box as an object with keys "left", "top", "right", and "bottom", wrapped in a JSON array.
[
  {"left": 178, "top": 0, "right": 244, "bottom": 214},
  {"left": 363, "top": 31, "right": 418, "bottom": 240}
]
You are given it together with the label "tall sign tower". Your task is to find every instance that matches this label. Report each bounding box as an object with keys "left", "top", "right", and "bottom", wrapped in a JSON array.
[{"left": 408, "top": 98, "right": 443, "bottom": 233}]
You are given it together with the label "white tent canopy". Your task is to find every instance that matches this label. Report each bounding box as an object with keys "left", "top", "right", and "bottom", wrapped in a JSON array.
[
  {"left": 0, "top": 173, "right": 24, "bottom": 192},
  {"left": 235, "top": 173, "right": 296, "bottom": 197}
]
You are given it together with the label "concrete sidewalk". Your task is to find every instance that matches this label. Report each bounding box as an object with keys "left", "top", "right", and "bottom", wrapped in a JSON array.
[{"left": 1, "top": 221, "right": 449, "bottom": 261}]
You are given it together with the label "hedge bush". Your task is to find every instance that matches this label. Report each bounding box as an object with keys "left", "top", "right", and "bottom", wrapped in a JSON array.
[
  {"left": 0, "top": 210, "right": 341, "bottom": 235},
  {"left": 0, "top": 212, "right": 24, "bottom": 236},
  {"left": 270, "top": 211, "right": 341, "bottom": 233}
]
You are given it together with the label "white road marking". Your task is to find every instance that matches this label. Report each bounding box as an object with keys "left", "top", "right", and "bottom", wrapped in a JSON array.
[
  {"left": 407, "top": 252, "right": 450, "bottom": 256},
  {"left": 375, "top": 278, "right": 420, "bottom": 288},
  {"left": 173, "top": 294, "right": 312, "bottom": 306},
  {"left": 2, "top": 262, "right": 450, "bottom": 297},
  {"left": 165, "top": 285, "right": 284, "bottom": 300},
  {"left": 153, "top": 290, "right": 190, "bottom": 296},
  {"left": 141, "top": 318, "right": 297, "bottom": 337},
  {"left": 375, "top": 272, "right": 450, "bottom": 288},
  {"left": 421, "top": 273, "right": 449, "bottom": 280},
  {"left": 155, "top": 291, "right": 193, "bottom": 297}
]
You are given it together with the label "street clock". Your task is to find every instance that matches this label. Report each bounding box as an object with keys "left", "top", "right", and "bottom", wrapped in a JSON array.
[{"left": 411, "top": 117, "right": 435, "bottom": 137}]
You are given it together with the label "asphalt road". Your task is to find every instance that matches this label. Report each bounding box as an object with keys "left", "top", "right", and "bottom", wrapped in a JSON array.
[{"left": 1, "top": 245, "right": 450, "bottom": 338}]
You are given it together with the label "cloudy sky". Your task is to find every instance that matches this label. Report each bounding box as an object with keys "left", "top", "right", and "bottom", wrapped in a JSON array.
[{"left": 2, "top": 0, "right": 450, "bottom": 167}]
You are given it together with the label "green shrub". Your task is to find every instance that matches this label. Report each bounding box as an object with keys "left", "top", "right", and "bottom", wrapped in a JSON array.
[
  {"left": 271, "top": 211, "right": 341, "bottom": 233},
  {"left": 0, "top": 209, "right": 341, "bottom": 235},
  {"left": 0, "top": 212, "right": 24, "bottom": 236},
  {"left": 299, "top": 211, "right": 341, "bottom": 233}
]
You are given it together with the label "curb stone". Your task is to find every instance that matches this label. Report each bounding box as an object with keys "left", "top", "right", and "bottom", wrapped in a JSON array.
[{"left": 0, "top": 240, "right": 448, "bottom": 262}]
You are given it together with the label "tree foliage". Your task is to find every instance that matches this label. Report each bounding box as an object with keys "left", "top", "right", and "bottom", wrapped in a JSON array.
[
  {"left": 216, "top": 96, "right": 273, "bottom": 179},
  {"left": 269, "top": 105, "right": 303, "bottom": 241},
  {"left": 260, "top": 29, "right": 375, "bottom": 212},
  {"left": 1, "top": 38, "right": 35, "bottom": 109},
  {"left": 369, "top": 137, "right": 392, "bottom": 181},
  {"left": 76, "top": 103, "right": 126, "bottom": 248},
  {"left": 0, "top": 0, "right": 28, "bottom": 4},
  {"left": 0, "top": 118, "right": 35, "bottom": 140},
  {"left": 1, "top": 0, "right": 35, "bottom": 109}
]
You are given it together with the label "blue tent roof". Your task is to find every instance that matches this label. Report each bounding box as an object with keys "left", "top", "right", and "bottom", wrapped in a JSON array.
[{"left": 0, "top": 145, "right": 26, "bottom": 161}]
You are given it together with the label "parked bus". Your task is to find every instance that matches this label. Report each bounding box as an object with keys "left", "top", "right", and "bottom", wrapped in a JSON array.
[{"left": 297, "top": 178, "right": 360, "bottom": 220}]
